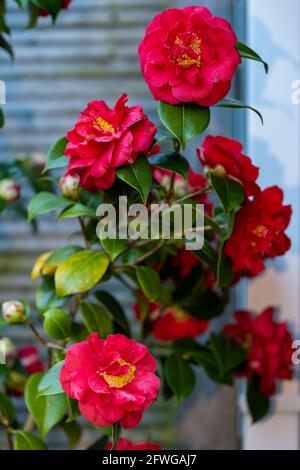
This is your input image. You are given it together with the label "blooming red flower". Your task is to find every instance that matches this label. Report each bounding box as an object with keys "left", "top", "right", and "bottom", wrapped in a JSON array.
[
  {"left": 138, "top": 6, "right": 241, "bottom": 106},
  {"left": 171, "top": 249, "right": 201, "bottom": 278},
  {"left": 60, "top": 333, "right": 160, "bottom": 429},
  {"left": 18, "top": 346, "right": 44, "bottom": 375},
  {"left": 106, "top": 438, "right": 161, "bottom": 450},
  {"left": 224, "top": 308, "right": 294, "bottom": 396},
  {"left": 39, "top": 0, "right": 71, "bottom": 17},
  {"left": 198, "top": 135, "right": 260, "bottom": 197},
  {"left": 65, "top": 94, "right": 157, "bottom": 191},
  {"left": 134, "top": 301, "right": 209, "bottom": 341},
  {"left": 224, "top": 186, "right": 291, "bottom": 276}
]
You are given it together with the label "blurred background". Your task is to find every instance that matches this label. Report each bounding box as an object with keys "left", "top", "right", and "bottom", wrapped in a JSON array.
[{"left": 0, "top": 0, "right": 299, "bottom": 449}]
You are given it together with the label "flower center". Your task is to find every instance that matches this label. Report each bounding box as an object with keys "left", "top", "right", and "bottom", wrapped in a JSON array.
[
  {"left": 101, "top": 358, "right": 136, "bottom": 389},
  {"left": 253, "top": 225, "right": 267, "bottom": 237},
  {"left": 174, "top": 34, "right": 202, "bottom": 69},
  {"left": 93, "top": 116, "right": 115, "bottom": 134}
]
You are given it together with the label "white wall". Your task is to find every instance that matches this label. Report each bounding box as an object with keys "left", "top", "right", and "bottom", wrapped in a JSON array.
[{"left": 242, "top": 0, "right": 300, "bottom": 450}]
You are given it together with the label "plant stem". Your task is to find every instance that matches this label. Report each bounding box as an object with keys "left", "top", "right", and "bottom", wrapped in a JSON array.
[
  {"left": 78, "top": 217, "right": 91, "bottom": 249},
  {"left": 6, "top": 428, "right": 13, "bottom": 450},
  {"left": 111, "top": 422, "right": 121, "bottom": 450},
  {"left": 175, "top": 185, "right": 211, "bottom": 204},
  {"left": 115, "top": 241, "right": 164, "bottom": 269},
  {"left": 28, "top": 320, "right": 48, "bottom": 347}
]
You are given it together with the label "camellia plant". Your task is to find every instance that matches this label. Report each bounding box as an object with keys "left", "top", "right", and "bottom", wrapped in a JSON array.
[{"left": 0, "top": 5, "right": 294, "bottom": 450}]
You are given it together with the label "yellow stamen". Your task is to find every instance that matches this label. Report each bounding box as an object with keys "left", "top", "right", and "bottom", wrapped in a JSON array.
[
  {"left": 174, "top": 35, "right": 202, "bottom": 68},
  {"left": 93, "top": 117, "right": 115, "bottom": 134},
  {"left": 253, "top": 225, "right": 266, "bottom": 237},
  {"left": 100, "top": 358, "right": 136, "bottom": 389}
]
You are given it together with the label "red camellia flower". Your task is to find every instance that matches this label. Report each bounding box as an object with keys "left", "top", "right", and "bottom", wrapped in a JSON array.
[
  {"left": 39, "top": 0, "right": 72, "bottom": 17},
  {"left": 134, "top": 301, "right": 209, "bottom": 341},
  {"left": 138, "top": 6, "right": 241, "bottom": 106},
  {"left": 171, "top": 249, "right": 201, "bottom": 278},
  {"left": 224, "top": 308, "right": 294, "bottom": 396},
  {"left": 198, "top": 135, "right": 260, "bottom": 197},
  {"left": 106, "top": 438, "right": 161, "bottom": 450},
  {"left": 18, "top": 346, "right": 44, "bottom": 375},
  {"left": 60, "top": 333, "right": 160, "bottom": 429},
  {"left": 65, "top": 94, "right": 156, "bottom": 191},
  {"left": 225, "top": 186, "right": 292, "bottom": 276}
]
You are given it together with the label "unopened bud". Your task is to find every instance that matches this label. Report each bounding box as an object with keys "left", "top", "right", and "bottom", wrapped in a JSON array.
[
  {"left": 59, "top": 173, "right": 80, "bottom": 199},
  {"left": 0, "top": 179, "right": 20, "bottom": 203},
  {"left": 2, "top": 301, "right": 26, "bottom": 324},
  {"left": 6, "top": 371, "right": 27, "bottom": 396},
  {"left": 211, "top": 164, "right": 227, "bottom": 178}
]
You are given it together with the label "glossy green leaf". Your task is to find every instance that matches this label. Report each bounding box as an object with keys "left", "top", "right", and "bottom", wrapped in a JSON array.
[
  {"left": 136, "top": 266, "right": 161, "bottom": 302},
  {"left": 215, "top": 98, "right": 263, "bottom": 125},
  {"left": 42, "top": 245, "right": 82, "bottom": 274},
  {"left": 31, "top": 0, "right": 61, "bottom": 20},
  {"left": 36, "top": 276, "right": 71, "bottom": 314},
  {"left": 38, "top": 361, "right": 64, "bottom": 396},
  {"left": 116, "top": 155, "right": 152, "bottom": 203},
  {"left": 235, "top": 41, "right": 269, "bottom": 74},
  {"left": 55, "top": 250, "right": 110, "bottom": 297},
  {"left": 94, "top": 290, "right": 130, "bottom": 334},
  {"left": 28, "top": 191, "right": 71, "bottom": 221},
  {"left": 100, "top": 238, "right": 127, "bottom": 261},
  {"left": 247, "top": 374, "right": 270, "bottom": 423},
  {"left": 60, "top": 421, "right": 82, "bottom": 449},
  {"left": 44, "top": 309, "right": 71, "bottom": 340},
  {"left": 25, "top": 373, "right": 68, "bottom": 437},
  {"left": 149, "top": 152, "right": 189, "bottom": 178},
  {"left": 58, "top": 203, "right": 96, "bottom": 219},
  {"left": 0, "top": 108, "right": 4, "bottom": 128},
  {"left": 209, "top": 173, "right": 245, "bottom": 214},
  {"left": 43, "top": 136, "right": 68, "bottom": 173},
  {"left": 165, "top": 355, "right": 196, "bottom": 402},
  {"left": 216, "top": 244, "right": 234, "bottom": 288},
  {"left": 158, "top": 101, "right": 210, "bottom": 149},
  {"left": 0, "top": 390, "right": 16, "bottom": 426},
  {"left": 80, "top": 302, "right": 114, "bottom": 338},
  {"left": 0, "top": 33, "right": 14, "bottom": 59},
  {"left": 13, "top": 431, "right": 48, "bottom": 450},
  {"left": 209, "top": 332, "right": 247, "bottom": 378}
]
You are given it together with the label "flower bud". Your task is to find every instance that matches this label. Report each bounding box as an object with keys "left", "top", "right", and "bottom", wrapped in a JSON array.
[
  {"left": 2, "top": 301, "right": 26, "bottom": 324},
  {"left": 59, "top": 172, "right": 80, "bottom": 199},
  {"left": 6, "top": 371, "right": 27, "bottom": 396},
  {"left": 0, "top": 179, "right": 20, "bottom": 203},
  {"left": 211, "top": 164, "right": 227, "bottom": 178},
  {"left": 31, "top": 152, "right": 46, "bottom": 172}
]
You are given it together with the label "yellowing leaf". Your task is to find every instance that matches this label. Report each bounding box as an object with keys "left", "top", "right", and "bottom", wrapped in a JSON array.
[{"left": 31, "top": 252, "right": 53, "bottom": 280}]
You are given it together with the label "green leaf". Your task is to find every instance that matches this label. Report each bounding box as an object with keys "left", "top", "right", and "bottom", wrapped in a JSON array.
[
  {"left": 28, "top": 191, "right": 71, "bottom": 221},
  {"left": 66, "top": 397, "right": 80, "bottom": 423},
  {"left": 87, "top": 435, "right": 109, "bottom": 450},
  {"left": 58, "top": 203, "right": 96, "bottom": 219},
  {"left": 165, "top": 355, "right": 196, "bottom": 402},
  {"left": 136, "top": 266, "right": 161, "bottom": 302},
  {"left": 31, "top": 0, "right": 62, "bottom": 20},
  {"left": 0, "top": 33, "right": 14, "bottom": 59},
  {"left": 38, "top": 361, "right": 64, "bottom": 396},
  {"left": 55, "top": 250, "right": 110, "bottom": 297},
  {"left": 0, "top": 390, "right": 16, "bottom": 426},
  {"left": 247, "top": 374, "right": 270, "bottom": 423},
  {"left": 210, "top": 333, "right": 247, "bottom": 378},
  {"left": 25, "top": 373, "right": 68, "bottom": 437},
  {"left": 215, "top": 98, "right": 263, "bottom": 125},
  {"left": 180, "top": 288, "right": 227, "bottom": 320},
  {"left": 100, "top": 238, "right": 127, "bottom": 261},
  {"left": 0, "top": 108, "right": 4, "bottom": 129},
  {"left": 235, "top": 41, "right": 269, "bottom": 74},
  {"left": 149, "top": 152, "right": 189, "bottom": 178},
  {"left": 36, "top": 276, "right": 71, "bottom": 314},
  {"left": 60, "top": 421, "right": 82, "bottom": 449},
  {"left": 158, "top": 102, "right": 210, "bottom": 149},
  {"left": 13, "top": 431, "right": 48, "bottom": 450},
  {"left": 43, "top": 136, "right": 68, "bottom": 173},
  {"left": 80, "top": 302, "right": 114, "bottom": 338},
  {"left": 94, "top": 290, "right": 130, "bottom": 334},
  {"left": 116, "top": 155, "right": 152, "bottom": 203},
  {"left": 44, "top": 309, "right": 71, "bottom": 340},
  {"left": 42, "top": 245, "right": 82, "bottom": 274},
  {"left": 209, "top": 173, "right": 245, "bottom": 214},
  {"left": 112, "top": 422, "right": 121, "bottom": 450},
  {"left": 216, "top": 244, "right": 234, "bottom": 288},
  {"left": 190, "top": 348, "right": 233, "bottom": 385}
]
